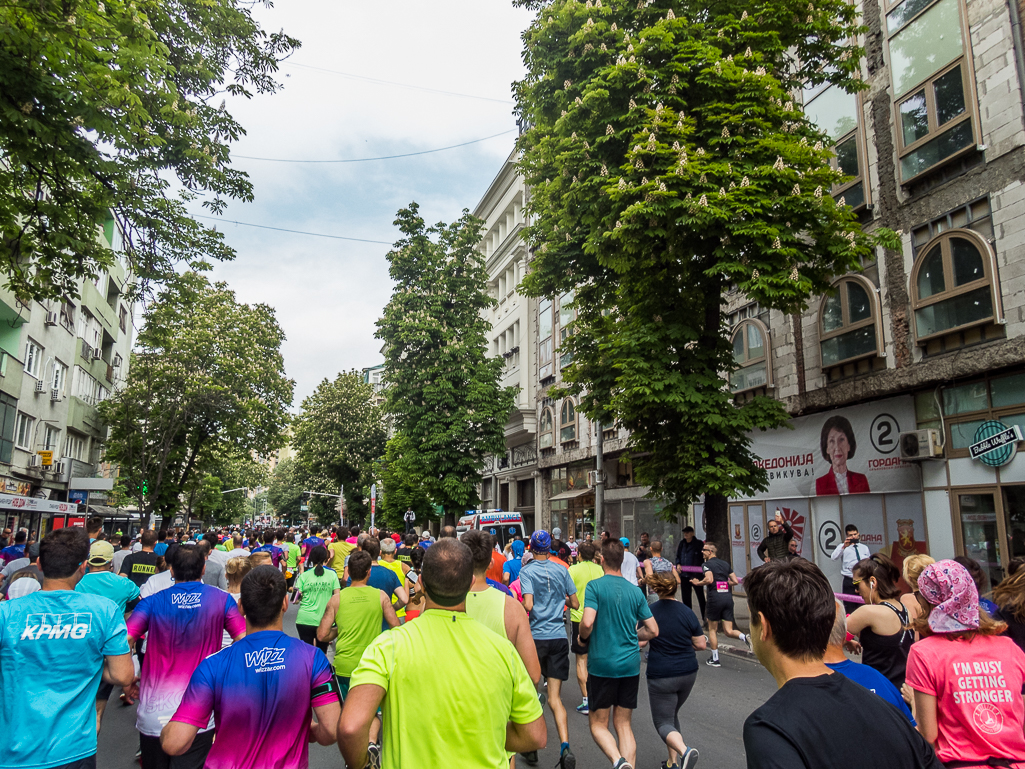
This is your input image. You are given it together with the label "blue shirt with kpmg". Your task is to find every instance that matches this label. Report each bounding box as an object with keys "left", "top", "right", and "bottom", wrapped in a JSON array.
[
  {"left": 519, "top": 558, "right": 576, "bottom": 640},
  {"left": 826, "top": 659, "right": 917, "bottom": 725},
  {"left": 0, "top": 590, "right": 129, "bottom": 768}
]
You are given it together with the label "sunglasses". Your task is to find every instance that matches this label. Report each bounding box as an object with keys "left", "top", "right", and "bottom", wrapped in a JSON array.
[{"left": 852, "top": 577, "right": 864, "bottom": 587}]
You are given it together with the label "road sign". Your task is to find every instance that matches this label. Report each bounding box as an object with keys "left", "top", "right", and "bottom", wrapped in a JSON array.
[
  {"left": 969, "top": 422, "right": 1022, "bottom": 467},
  {"left": 38, "top": 451, "right": 53, "bottom": 466}
]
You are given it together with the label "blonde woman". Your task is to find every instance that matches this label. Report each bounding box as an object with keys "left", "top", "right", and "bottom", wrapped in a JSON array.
[
  {"left": 221, "top": 556, "right": 252, "bottom": 649},
  {"left": 900, "top": 553, "right": 935, "bottom": 627}
]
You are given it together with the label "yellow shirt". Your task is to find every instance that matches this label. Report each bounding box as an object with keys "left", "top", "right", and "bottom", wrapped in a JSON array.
[
  {"left": 377, "top": 558, "right": 406, "bottom": 618},
  {"left": 329, "top": 540, "right": 355, "bottom": 576}
]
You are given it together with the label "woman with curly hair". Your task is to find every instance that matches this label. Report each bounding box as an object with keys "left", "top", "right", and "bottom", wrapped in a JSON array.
[
  {"left": 993, "top": 568, "right": 1025, "bottom": 653},
  {"left": 905, "top": 560, "right": 1025, "bottom": 767}
]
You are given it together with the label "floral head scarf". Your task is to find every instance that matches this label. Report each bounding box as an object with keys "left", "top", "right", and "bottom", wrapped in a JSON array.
[{"left": 917, "top": 559, "right": 980, "bottom": 633}]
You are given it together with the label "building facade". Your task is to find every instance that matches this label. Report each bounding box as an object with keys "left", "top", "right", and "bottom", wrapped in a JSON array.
[
  {"left": 0, "top": 216, "right": 135, "bottom": 536},
  {"left": 697, "top": 0, "right": 1025, "bottom": 593}
]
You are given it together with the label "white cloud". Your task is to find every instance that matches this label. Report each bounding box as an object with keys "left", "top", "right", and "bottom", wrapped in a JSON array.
[{"left": 204, "top": 0, "right": 533, "bottom": 406}]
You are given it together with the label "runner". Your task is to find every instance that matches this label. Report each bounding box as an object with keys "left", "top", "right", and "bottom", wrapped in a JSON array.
[
  {"left": 75, "top": 540, "right": 142, "bottom": 731},
  {"left": 403, "top": 546, "right": 426, "bottom": 620},
  {"left": 689, "top": 543, "right": 749, "bottom": 667},
  {"left": 161, "top": 566, "right": 341, "bottom": 767},
  {"left": 377, "top": 537, "right": 408, "bottom": 623},
  {"left": 846, "top": 553, "right": 912, "bottom": 688},
  {"left": 292, "top": 545, "right": 338, "bottom": 652},
  {"left": 355, "top": 537, "right": 408, "bottom": 627},
  {"left": 120, "top": 530, "right": 160, "bottom": 589},
  {"left": 112, "top": 535, "right": 133, "bottom": 574},
  {"left": 641, "top": 541, "right": 679, "bottom": 604},
  {"left": 302, "top": 525, "right": 326, "bottom": 560},
  {"left": 278, "top": 528, "right": 302, "bottom": 589},
  {"left": 520, "top": 530, "right": 579, "bottom": 769},
  {"left": 619, "top": 538, "right": 641, "bottom": 587},
  {"left": 577, "top": 538, "right": 658, "bottom": 769},
  {"left": 252, "top": 530, "right": 284, "bottom": 568},
  {"left": 503, "top": 539, "right": 526, "bottom": 585},
  {"left": 221, "top": 555, "right": 253, "bottom": 649},
  {"left": 154, "top": 530, "right": 169, "bottom": 556},
  {"left": 0, "top": 527, "right": 134, "bottom": 769},
  {"left": 396, "top": 533, "right": 416, "bottom": 565},
  {"left": 0, "top": 542, "right": 42, "bottom": 600},
  {"left": 125, "top": 545, "right": 247, "bottom": 769},
  {"left": 0, "top": 529, "right": 26, "bottom": 566},
  {"left": 337, "top": 539, "right": 545, "bottom": 769},
  {"left": 567, "top": 542, "right": 603, "bottom": 714},
  {"left": 642, "top": 571, "right": 705, "bottom": 769}
]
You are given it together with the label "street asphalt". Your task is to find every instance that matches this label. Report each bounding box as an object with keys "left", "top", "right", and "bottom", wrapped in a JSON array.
[{"left": 97, "top": 603, "right": 778, "bottom": 768}]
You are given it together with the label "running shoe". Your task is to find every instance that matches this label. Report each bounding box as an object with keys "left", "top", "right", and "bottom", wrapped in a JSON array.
[
  {"left": 678, "top": 747, "right": 700, "bottom": 768},
  {"left": 705, "top": 657, "right": 721, "bottom": 667},
  {"left": 575, "top": 701, "right": 589, "bottom": 715},
  {"left": 366, "top": 742, "right": 381, "bottom": 769},
  {"left": 522, "top": 751, "right": 540, "bottom": 766},
  {"left": 612, "top": 759, "right": 633, "bottom": 769},
  {"left": 743, "top": 634, "right": 752, "bottom": 652},
  {"left": 538, "top": 691, "right": 548, "bottom": 708},
  {"left": 560, "top": 746, "right": 576, "bottom": 769}
]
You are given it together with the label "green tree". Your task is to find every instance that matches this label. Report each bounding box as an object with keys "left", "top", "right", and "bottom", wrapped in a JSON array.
[
  {"left": 514, "top": 0, "right": 896, "bottom": 554},
  {"left": 379, "top": 434, "right": 435, "bottom": 529},
  {"left": 376, "top": 204, "right": 517, "bottom": 522},
  {"left": 0, "top": 0, "right": 299, "bottom": 301},
  {"left": 267, "top": 456, "right": 305, "bottom": 525},
  {"left": 186, "top": 451, "right": 268, "bottom": 525},
  {"left": 291, "top": 371, "right": 387, "bottom": 528},
  {"left": 99, "top": 271, "right": 293, "bottom": 527}
]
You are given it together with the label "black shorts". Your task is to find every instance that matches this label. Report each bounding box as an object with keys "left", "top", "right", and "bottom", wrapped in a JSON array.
[
  {"left": 571, "top": 621, "right": 589, "bottom": 655},
  {"left": 587, "top": 674, "right": 639, "bottom": 711},
  {"left": 534, "top": 638, "right": 570, "bottom": 681},
  {"left": 706, "top": 599, "right": 735, "bottom": 623},
  {"left": 96, "top": 680, "right": 115, "bottom": 702},
  {"left": 140, "top": 730, "right": 213, "bottom": 769},
  {"left": 51, "top": 758, "right": 96, "bottom": 769}
]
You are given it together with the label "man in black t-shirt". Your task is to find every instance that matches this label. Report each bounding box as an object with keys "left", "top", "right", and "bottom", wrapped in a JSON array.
[
  {"left": 689, "top": 543, "right": 748, "bottom": 667},
  {"left": 742, "top": 559, "right": 941, "bottom": 769},
  {"left": 396, "top": 533, "right": 417, "bottom": 565},
  {"left": 119, "top": 530, "right": 160, "bottom": 588}
]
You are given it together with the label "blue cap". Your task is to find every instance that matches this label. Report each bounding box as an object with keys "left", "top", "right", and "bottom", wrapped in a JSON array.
[
  {"left": 529, "top": 530, "right": 552, "bottom": 552},
  {"left": 511, "top": 540, "right": 525, "bottom": 557},
  {"left": 620, "top": 537, "right": 630, "bottom": 547}
]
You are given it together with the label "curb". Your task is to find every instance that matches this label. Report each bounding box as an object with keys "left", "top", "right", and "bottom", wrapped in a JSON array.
[{"left": 719, "top": 643, "right": 758, "bottom": 661}]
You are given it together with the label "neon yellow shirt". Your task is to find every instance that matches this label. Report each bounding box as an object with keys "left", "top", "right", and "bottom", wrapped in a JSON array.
[
  {"left": 568, "top": 561, "right": 604, "bottom": 624},
  {"left": 350, "top": 610, "right": 542, "bottom": 769},
  {"left": 377, "top": 558, "right": 406, "bottom": 618}
]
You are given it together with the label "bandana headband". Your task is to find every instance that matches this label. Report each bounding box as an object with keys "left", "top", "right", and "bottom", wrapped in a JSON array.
[{"left": 918, "top": 560, "right": 980, "bottom": 633}]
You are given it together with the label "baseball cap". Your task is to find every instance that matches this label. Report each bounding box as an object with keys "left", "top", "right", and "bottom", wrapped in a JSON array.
[
  {"left": 529, "top": 530, "right": 552, "bottom": 553},
  {"left": 620, "top": 537, "right": 630, "bottom": 547},
  {"left": 27, "top": 543, "right": 40, "bottom": 559},
  {"left": 552, "top": 527, "right": 562, "bottom": 539},
  {"left": 88, "top": 540, "right": 115, "bottom": 566},
  {"left": 391, "top": 533, "right": 402, "bottom": 543}
]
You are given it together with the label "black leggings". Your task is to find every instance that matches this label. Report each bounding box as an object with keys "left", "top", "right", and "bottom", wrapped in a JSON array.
[
  {"left": 647, "top": 672, "right": 698, "bottom": 743},
  {"left": 296, "top": 622, "right": 328, "bottom": 653}
]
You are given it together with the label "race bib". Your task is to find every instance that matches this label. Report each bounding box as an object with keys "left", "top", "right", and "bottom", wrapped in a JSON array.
[{"left": 715, "top": 581, "right": 729, "bottom": 593}]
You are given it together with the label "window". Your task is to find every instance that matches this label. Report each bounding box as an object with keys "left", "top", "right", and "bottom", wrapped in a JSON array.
[
  {"left": 819, "top": 276, "right": 883, "bottom": 367},
  {"left": 0, "top": 394, "right": 15, "bottom": 464},
  {"left": 804, "top": 82, "right": 867, "bottom": 208},
  {"left": 539, "top": 298, "right": 554, "bottom": 380},
  {"left": 51, "top": 361, "right": 67, "bottom": 394},
  {"left": 730, "top": 319, "right": 770, "bottom": 392},
  {"left": 560, "top": 399, "right": 577, "bottom": 443},
  {"left": 119, "top": 305, "right": 128, "bottom": 333},
  {"left": 60, "top": 302, "right": 76, "bottom": 330},
  {"left": 43, "top": 425, "right": 60, "bottom": 453},
  {"left": 24, "top": 341, "right": 41, "bottom": 377},
  {"left": 887, "top": 0, "right": 975, "bottom": 181},
  {"left": 65, "top": 433, "right": 88, "bottom": 461},
  {"left": 910, "top": 230, "right": 999, "bottom": 341},
  {"left": 539, "top": 408, "right": 555, "bottom": 449},
  {"left": 15, "top": 413, "right": 34, "bottom": 450},
  {"left": 915, "top": 372, "right": 1025, "bottom": 456},
  {"left": 559, "top": 292, "right": 575, "bottom": 370}
]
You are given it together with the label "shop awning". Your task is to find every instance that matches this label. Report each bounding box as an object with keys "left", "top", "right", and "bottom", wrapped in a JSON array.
[
  {"left": 0, "top": 494, "right": 76, "bottom": 514},
  {"left": 549, "top": 487, "right": 594, "bottom": 502}
]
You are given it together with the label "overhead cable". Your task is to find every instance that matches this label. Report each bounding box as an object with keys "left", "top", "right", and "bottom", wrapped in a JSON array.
[
  {"left": 194, "top": 215, "right": 393, "bottom": 244},
  {"left": 234, "top": 129, "right": 516, "bottom": 163}
]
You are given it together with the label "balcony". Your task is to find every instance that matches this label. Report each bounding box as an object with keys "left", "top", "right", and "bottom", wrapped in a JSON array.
[
  {"left": 80, "top": 280, "right": 118, "bottom": 343},
  {"left": 67, "top": 395, "right": 103, "bottom": 437},
  {"left": 0, "top": 352, "right": 24, "bottom": 400},
  {"left": 78, "top": 338, "right": 113, "bottom": 385}
]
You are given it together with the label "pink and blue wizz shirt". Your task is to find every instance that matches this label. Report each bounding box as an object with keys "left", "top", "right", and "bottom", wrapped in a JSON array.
[
  {"left": 172, "top": 630, "right": 339, "bottom": 768},
  {"left": 125, "top": 581, "right": 245, "bottom": 736}
]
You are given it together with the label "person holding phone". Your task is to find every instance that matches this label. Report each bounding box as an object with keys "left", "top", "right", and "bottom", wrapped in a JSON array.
[{"left": 831, "top": 524, "right": 868, "bottom": 614}]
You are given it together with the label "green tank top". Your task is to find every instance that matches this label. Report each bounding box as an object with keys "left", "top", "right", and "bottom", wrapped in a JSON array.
[
  {"left": 465, "top": 586, "right": 507, "bottom": 638},
  {"left": 333, "top": 586, "right": 385, "bottom": 677}
]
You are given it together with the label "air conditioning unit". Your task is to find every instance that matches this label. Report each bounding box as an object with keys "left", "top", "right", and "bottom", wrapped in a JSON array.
[
  {"left": 29, "top": 454, "right": 42, "bottom": 468},
  {"left": 92, "top": 349, "right": 102, "bottom": 361},
  {"left": 113, "top": 354, "right": 122, "bottom": 368},
  {"left": 50, "top": 388, "right": 61, "bottom": 402},
  {"left": 899, "top": 429, "right": 944, "bottom": 460},
  {"left": 44, "top": 312, "right": 58, "bottom": 326},
  {"left": 34, "top": 380, "right": 45, "bottom": 392},
  {"left": 587, "top": 470, "right": 607, "bottom": 488}
]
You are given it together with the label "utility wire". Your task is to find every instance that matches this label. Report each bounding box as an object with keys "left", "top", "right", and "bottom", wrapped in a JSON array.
[
  {"left": 234, "top": 129, "right": 516, "bottom": 163},
  {"left": 194, "top": 215, "right": 393, "bottom": 244},
  {"left": 283, "top": 61, "right": 516, "bottom": 105}
]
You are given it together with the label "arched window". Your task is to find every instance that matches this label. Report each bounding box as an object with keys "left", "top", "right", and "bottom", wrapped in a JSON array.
[
  {"left": 819, "top": 276, "right": 883, "bottom": 367},
  {"left": 539, "top": 408, "right": 554, "bottom": 450},
  {"left": 730, "top": 319, "right": 770, "bottom": 392},
  {"left": 560, "top": 399, "right": 577, "bottom": 443},
  {"left": 911, "top": 230, "right": 1000, "bottom": 341}
]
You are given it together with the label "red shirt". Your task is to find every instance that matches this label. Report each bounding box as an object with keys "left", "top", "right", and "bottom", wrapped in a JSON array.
[{"left": 906, "top": 633, "right": 1025, "bottom": 766}]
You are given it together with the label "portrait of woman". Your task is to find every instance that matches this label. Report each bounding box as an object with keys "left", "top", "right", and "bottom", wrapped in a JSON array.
[{"left": 815, "top": 415, "right": 870, "bottom": 495}]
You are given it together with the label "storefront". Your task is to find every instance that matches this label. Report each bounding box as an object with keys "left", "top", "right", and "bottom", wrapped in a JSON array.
[{"left": 2, "top": 493, "right": 79, "bottom": 540}]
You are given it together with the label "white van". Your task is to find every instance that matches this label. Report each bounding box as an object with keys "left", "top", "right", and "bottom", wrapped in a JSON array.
[{"left": 456, "top": 510, "right": 526, "bottom": 549}]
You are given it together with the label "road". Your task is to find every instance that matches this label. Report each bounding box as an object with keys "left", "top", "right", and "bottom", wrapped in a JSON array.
[{"left": 98, "top": 607, "right": 778, "bottom": 768}]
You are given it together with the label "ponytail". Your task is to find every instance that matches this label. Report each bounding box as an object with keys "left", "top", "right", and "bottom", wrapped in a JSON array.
[{"left": 310, "top": 545, "right": 328, "bottom": 577}]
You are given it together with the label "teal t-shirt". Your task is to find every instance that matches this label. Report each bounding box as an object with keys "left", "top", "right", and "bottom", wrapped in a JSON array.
[
  {"left": 76, "top": 571, "right": 141, "bottom": 614},
  {"left": 0, "top": 590, "right": 129, "bottom": 767},
  {"left": 294, "top": 567, "right": 338, "bottom": 626},
  {"left": 584, "top": 574, "right": 653, "bottom": 678}
]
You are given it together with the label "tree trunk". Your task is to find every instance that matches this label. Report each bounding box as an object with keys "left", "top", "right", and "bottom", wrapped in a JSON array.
[{"left": 704, "top": 493, "right": 731, "bottom": 569}]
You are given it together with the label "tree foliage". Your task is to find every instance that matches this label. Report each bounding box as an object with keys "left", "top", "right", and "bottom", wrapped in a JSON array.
[
  {"left": 291, "top": 370, "right": 387, "bottom": 527},
  {"left": 267, "top": 456, "right": 305, "bottom": 524},
  {"left": 0, "top": 0, "right": 299, "bottom": 301},
  {"left": 99, "top": 271, "right": 293, "bottom": 526},
  {"left": 514, "top": 0, "right": 896, "bottom": 531},
  {"left": 379, "top": 434, "right": 435, "bottom": 528},
  {"left": 376, "top": 204, "right": 517, "bottom": 519}
]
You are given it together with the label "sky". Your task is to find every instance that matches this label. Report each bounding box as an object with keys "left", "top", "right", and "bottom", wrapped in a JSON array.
[{"left": 203, "top": 0, "right": 534, "bottom": 408}]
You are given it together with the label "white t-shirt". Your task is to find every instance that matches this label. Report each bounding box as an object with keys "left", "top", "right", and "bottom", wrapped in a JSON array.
[
  {"left": 1, "top": 557, "right": 29, "bottom": 581},
  {"left": 225, "top": 548, "right": 250, "bottom": 560},
  {"left": 112, "top": 549, "right": 132, "bottom": 574},
  {"left": 621, "top": 552, "right": 641, "bottom": 586},
  {"left": 140, "top": 569, "right": 175, "bottom": 599},
  {"left": 6, "top": 577, "right": 41, "bottom": 599}
]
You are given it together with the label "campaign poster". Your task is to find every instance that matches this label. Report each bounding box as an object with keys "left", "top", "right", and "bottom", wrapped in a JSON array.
[{"left": 748, "top": 396, "right": 920, "bottom": 499}]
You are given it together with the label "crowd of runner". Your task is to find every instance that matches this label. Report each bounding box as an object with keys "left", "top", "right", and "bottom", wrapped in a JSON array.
[{"left": 1, "top": 516, "right": 1023, "bottom": 769}]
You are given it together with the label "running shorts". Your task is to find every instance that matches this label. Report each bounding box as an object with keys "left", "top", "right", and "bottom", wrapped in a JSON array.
[
  {"left": 587, "top": 674, "right": 639, "bottom": 710},
  {"left": 571, "top": 621, "right": 589, "bottom": 655},
  {"left": 706, "top": 599, "right": 735, "bottom": 623},
  {"left": 534, "top": 638, "right": 570, "bottom": 681}
]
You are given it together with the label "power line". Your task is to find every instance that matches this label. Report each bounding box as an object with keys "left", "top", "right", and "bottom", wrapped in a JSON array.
[
  {"left": 234, "top": 129, "right": 516, "bottom": 163},
  {"left": 283, "top": 61, "right": 515, "bottom": 105},
  {"left": 195, "top": 215, "right": 393, "bottom": 244}
]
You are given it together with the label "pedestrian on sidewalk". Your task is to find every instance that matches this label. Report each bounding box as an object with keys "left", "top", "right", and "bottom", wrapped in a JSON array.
[
  {"left": 161, "top": 566, "right": 341, "bottom": 768},
  {"left": 743, "top": 559, "right": 941, "bottom": 769},
  {"left": 337, "top": 538, "right": 546, "bottom": 769},
  {"left": 642, "top": 571, "right": 705, "bottom": 769},
  {"left": 830, "top": 523, "right": 868, "bottom": 614},
  {"left": 689, "top": 543, "right": 749, "bottom": 666},
  {"left": 578, "top": 538, "right": 659, "bottom": 769},
  {"left": 756, "top": 510, "right": 793, "bottom": 564}
]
